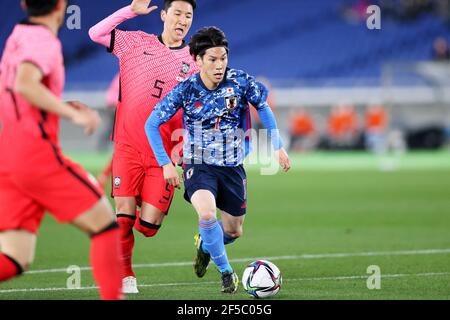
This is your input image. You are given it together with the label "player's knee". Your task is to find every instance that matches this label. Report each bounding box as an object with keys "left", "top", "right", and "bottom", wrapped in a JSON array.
[
  {"left": 135, "top": 218, "right": 161, "bottom": 237},
  {"left": 199, "top": 210, "right": 217, "bottom": 222},
  {"left": 139, "top": 228, "right": 159, "bottom": 238}
]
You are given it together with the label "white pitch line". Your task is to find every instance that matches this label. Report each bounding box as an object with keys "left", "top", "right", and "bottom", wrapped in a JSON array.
[
  {"left": 25, "top": 248, "right": 450, "bottom": 275},
  {"left": 1, "top": 272, "right": 450, "bottom": 294}
]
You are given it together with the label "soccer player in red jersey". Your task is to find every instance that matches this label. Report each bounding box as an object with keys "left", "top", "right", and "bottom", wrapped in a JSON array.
[
  {"left": 0, "top": 0, "right": 123, "bottom": 300},
  {"left": 89, "top": 0, "right": 199, "bottom": 293}
]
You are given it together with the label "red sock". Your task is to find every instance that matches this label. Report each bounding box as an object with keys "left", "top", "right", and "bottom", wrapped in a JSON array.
[
  {"left": 91, "top": 223, "right": 124, "bottom": 300},
  {"left": 0, "top": 254, "right": 23, "bottom": 282},
  {"left": 117, "top": 214, "right": 136, "bottom": 277}
]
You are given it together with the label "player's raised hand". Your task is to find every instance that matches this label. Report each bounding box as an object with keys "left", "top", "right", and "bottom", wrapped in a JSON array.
[
  {"left": 68, "top": 101, "right": 101, "bottom": 136},
  {"left": 131, "top": 0, "right": 158, "bottom": 15},
  {"left": 163, "top": 163, "right": 181, "bottom": 189},
  {"left": 274, "top": 148, "right": 291, "bottom": 172}
]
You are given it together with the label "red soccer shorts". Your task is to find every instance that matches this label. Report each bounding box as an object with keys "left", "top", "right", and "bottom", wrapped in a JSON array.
[
  {"left": 111, "top": 142, "right": 174, "bottom": 214},
  {"left": 0, "top": 153, "right": 103, "bottom": 234}
]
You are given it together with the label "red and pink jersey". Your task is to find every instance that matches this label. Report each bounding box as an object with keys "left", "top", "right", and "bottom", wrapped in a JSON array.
[
  {"left": 0, "top": 22, "right": 64, "bottom": 145},
  {"left": 110, "top": 29, "right": 199, "bottom": 161},
  {"left": 0, "top": 22, "right": 64, "bottom": 172}
]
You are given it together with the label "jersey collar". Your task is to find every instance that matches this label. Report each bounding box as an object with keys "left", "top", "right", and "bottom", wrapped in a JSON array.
[{"left": 158, "top": 35, "right": 187, "bottom": 50}]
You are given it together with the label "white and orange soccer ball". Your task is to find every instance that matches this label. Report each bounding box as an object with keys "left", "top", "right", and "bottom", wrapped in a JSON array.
[{"left": 242, "top": 260, "right": 282, "bottom": 298}]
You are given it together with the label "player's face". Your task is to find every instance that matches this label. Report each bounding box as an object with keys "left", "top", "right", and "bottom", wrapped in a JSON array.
[
  {"left": 197, "top": 47, "right": 228, "bottom": 88},
  {"left": 161, "top": 1, "right": 194, "bottom": 44}
]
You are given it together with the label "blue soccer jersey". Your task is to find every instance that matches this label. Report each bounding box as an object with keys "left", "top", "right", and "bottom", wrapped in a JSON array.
[{"left": 146, "top": 68, "right": 283, "bottom": 167}]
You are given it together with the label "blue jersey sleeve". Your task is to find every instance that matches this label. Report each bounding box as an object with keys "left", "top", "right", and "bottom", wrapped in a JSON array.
[
  {"left": 244, "top": 74, "right": 283, "bottom": 150},
  {"left": 257, "top": 107, "right": 283, "bottom": 150},
  {"left": 145, "top": 83, "right": 185, "bottom": 166},
  {"left": 244, "top": 74, "right": 270, "bottom": 111}
]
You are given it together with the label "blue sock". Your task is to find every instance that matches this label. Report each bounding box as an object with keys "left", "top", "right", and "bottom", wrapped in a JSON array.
[
  {"left": 199, "top": 218, "right": 232, "bottom": 273},
  {"left": 201, "top": 220, "right": 236, "bottom": 254}
]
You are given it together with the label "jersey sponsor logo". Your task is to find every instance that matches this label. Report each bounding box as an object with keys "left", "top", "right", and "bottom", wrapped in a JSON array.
[
  {"left": 225, "top": 95, "right": 239, "bottom": 112},
  {"left": 114, "top": 176, "right": 121, "bottom": 188},
  {"left": 143, "top": 51, "right": 154, "bottom": 56}
]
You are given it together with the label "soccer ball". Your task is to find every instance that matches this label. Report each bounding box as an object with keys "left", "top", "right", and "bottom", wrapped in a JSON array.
[{"left": 242, "top": 260, "right": 282, "bottom": 298}]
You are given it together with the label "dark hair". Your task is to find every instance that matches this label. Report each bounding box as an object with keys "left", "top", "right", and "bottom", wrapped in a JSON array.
[
  {"left": 25, "top": 0, "right": 60, "bottom": 16},
  {"left": 164, "top": 0, "right": 196, "bottom": 11},
  {"left": 189, "top": 26, "right": 229, "bottom": 59}
]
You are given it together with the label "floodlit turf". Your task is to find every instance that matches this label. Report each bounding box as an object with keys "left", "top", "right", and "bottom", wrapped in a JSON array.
[{"left": 1, "top": 151, "right": 450, "bottom": 300}]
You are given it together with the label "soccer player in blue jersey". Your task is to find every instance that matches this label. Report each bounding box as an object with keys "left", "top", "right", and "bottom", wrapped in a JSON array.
[{"left": 145, "top": 26, "right": 291, "bottom": 293}]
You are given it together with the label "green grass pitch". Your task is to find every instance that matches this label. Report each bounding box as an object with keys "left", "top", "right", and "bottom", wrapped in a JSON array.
[{"left": 1, "top": 151, "right": 450, "bottom": 300}]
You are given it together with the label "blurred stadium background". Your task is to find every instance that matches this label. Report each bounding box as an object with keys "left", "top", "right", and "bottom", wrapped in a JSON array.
[
  {"left": 2, "top": 0, "right": 450, "bottom": 153},
  {"left": 1, "top": 0, "right": 450, "bottom": 299}
]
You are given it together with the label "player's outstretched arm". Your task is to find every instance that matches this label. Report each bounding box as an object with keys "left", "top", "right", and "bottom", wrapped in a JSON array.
[
  {"left": 15, "top": 63, "right": 100, "bottom": 135},
  {"left": 88, "top": 1, "right": 158, "bottom": 47},
  {"left": 256, "top": 106, "right": 291, "bottom": 172}
]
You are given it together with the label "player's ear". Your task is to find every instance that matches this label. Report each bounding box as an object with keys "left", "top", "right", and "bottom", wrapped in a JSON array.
[{"left": 161, "top": 9, "right": 167, "bottom": 23}]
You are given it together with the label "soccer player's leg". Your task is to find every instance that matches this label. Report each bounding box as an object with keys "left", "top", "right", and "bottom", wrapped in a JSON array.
[
  {"left": 214, "top": 165, "right": 248, "bottom": 292},
  {"left": 184, "top": 164, "right": 237, "bottom": 293},
  {"left": 112, "top": 142, "right": 145, "bottom": 293},
  {"left": 112, "top": 196, "right": 138, "bottom": 294},
  {"left": 190, "top": 190, "right": 237, "bottom": 293},
  {"left": 183, "top": 164, "right": 213, "bottom": 278},
  {"left": 0, "top": 174, "right": 41, "bottom": 281},
  {"left": 0, "top": 231, "right": 36, "bottom": 281},
  {"left": 137, "top": 166, "right": 174, "bottom": 238},
  {"left": 71, "top": 198, "right": 124, "bottom": 300},
  {"left": 30, "top": 157, "right": 123, "bottom": 300},
  {"left": 216, "top": 163, "right": 247, "bottom": 243}
]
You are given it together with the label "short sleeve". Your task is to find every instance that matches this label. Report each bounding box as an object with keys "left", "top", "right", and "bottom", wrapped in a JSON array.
[
  {"left": 19, "top": 39, "right": 59, "bottom": 77},
  {"left": 244, "top": 73, "right": 270, "bottom": 110}
]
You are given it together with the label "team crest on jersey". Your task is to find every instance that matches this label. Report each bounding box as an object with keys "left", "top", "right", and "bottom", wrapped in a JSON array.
[
  {"left": 114, "top": 176, "right": 121, "bottom": 188},
  {"left": 180, "top": 62, "right": 190, "bottom": 75},
  {"left": 225, "top": 95, "right": 239, "bottom": 112},
  {"left": 186, "top": 168, "right": 194, "bottom": 180}
]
